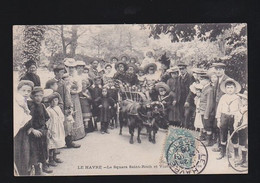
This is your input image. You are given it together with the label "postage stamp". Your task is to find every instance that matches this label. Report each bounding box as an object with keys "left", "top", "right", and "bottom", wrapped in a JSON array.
[{"left": 160, "top": 126, "right": 208, "bottom": 174}]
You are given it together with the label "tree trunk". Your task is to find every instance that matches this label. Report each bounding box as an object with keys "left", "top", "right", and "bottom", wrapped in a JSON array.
[
  {"left": 61, "top": 25, "right": 67, "bottom": 56},
  {"left": 70, "top": 26, "right": 78, "bottom": 58}
]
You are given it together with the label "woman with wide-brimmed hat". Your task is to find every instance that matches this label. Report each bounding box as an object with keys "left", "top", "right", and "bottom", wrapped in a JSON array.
[
  {"left": 64, "top": 58, "right": 85, "bottom": 141},
  {"left": 125, "top": 63, "right": 139, "bottom": 86},
  {"left": 113, "top": 61, "right": 128, "bottom": 83}
]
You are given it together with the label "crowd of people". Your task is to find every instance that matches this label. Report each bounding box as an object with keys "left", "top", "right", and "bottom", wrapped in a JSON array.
[{"left": 14, "top": 51, "right": 248, "bottom": 175}]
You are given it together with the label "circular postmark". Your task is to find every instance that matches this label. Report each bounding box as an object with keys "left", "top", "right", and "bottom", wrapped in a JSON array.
[{"left": 166, "top": 136, "right": 208, "bottom": 174}]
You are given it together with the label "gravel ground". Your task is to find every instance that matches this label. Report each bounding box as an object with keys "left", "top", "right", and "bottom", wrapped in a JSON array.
[{"left": 14, "top": 69, "right": 245, "bottom": 175}]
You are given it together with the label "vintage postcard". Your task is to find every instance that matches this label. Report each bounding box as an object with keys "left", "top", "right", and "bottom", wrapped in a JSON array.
[{"left": 13, "top": 24, "right": 248, "bottom": 176}]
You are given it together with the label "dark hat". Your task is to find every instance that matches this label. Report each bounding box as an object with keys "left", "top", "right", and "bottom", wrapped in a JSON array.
[
  {"left": 212, "top": 62, "right": 226, "bottom": 68},
  {"left": 155, "top": 82, "right": 170, "bottom": 93},
  {"left": 130, "top": 56, "right": 138, "bottom": 63},
  {"left": 220, "top": 78, "right": 241, "bottom": 94},
  {"left": 115, "top": 61, "right": 128, "bottom": 71},
  {"left": 17, "top": 80, "right": 34, "bottom": 90},
  {"left": 119, "top": 54, "right": 129, "bottom": 61},
  {"left": 110, "top": 56, "right": 119, "bottom": 61},
  {"left": 45, "top": 79, "right": 57, "bottom": 89},
  {"left": 47, "top": 92, "right": 60, "bottom": 102},
  {"left": 144, "top": 63, "right": 157, "bottom": 74},
  {"left": 177, "top": 61, "right": 188, "bottom": 67},
  {"left": 127, "top": 63, "right": 138, "bottom": 73},
  {"left": 105, "top": 63, "right": 112, "bottom": 69},
  {"left": 31, "top": 86, "right": 44, "bottom": 95},
  {"left": 25, "top": 59, "right": 37, "bottom": 69},
  {"left": 53, "top": 64, "right": 66, "bottom": 73}
]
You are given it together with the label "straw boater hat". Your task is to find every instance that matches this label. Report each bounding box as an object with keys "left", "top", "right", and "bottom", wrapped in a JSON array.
[
  {"left": 155, "top": 82, "right": 170, "bottom": 93},
  {"left": 220, "top": 78, "right": 241, "bottom": 94},
  {"left": 115, "top": 61, "right": 128, "bottom": 71},
  {"left": 17, "top": 80, "right": 34, "bottom": 90},
  {"left": 43, "top": 88, "right": 54, "bottom": 98},
  {"left": 64, "top": 58, "right": 77, "bottom": 67},
  {"left": 192, "top": 67, "right": 205, "bottom": 74},
  {"left": 76, "top": 60, "right": 86, "bottom": 67},
  {"left": 167, "top": 66, "right": 179, "bottom": 74},
  {"left": 199, "top": 70, "right": 211, "bottom": 80},
  {"left": 31, "top": 86, "right": 44, "bottom": 96},
  {"left": 212, "top": 62, "right": 226, "bottom": 68},
  {"left": 144, "top": 63, "right": 157, "bottom": 74},
  {"left": 238, "top": 90, "right": 248, "bottom": 99}
]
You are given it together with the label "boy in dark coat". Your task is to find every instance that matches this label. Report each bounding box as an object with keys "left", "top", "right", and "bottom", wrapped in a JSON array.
[
  {"left": 95, "top": 88, "right": 115, "bottom": 134},
  {"left": 89, "top": 76, "right": 103, "bottom": 131},
  {"left": 27, "top": 87, "right": 52, "bottom": 175}
]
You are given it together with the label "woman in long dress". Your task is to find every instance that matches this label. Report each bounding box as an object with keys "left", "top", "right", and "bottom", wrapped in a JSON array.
[
  {"left": 14, "top": 80, "right": 34, "bottom": 176},
  {"left": 64, "top": 59, "right": 85, "bottom": 141}
]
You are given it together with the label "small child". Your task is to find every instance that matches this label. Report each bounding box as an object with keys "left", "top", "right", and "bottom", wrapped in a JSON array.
[
  {"left": 215, "top": 79, "right": 242, "bottom": 160},
  {"left": 199, "top": 72, "right": 214, "bottom": 147},
  {"left": 44, "top": 79, "right": 63, "bottom": 109},
  {"left": 234, "top": 91, "right": 248, "bottom": 167},
  {"left": 95, "top": 88, "right": 115, "bottom": 134},
  {"left": 89, "top": 76, "right": 103, "bottom": 131},
  {"left": 154, "top": 82, "right": 172, "bottom": 129},
  {"left": 193, "top": 84, "right": 204, "bottom": 136},
  {"left": 27, "top": 87, "right": 52, "bottom": 175},
  {"left": 46, "top": 92, "right": 66, "bottom": 167}
]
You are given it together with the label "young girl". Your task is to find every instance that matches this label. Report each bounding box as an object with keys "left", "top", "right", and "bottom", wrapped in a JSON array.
[
  {"left": 44, "top": 79, "right": 63, "bottom": 109},
  {"left": 27, "top": 87, "right": 52, "bottom": 175},
  {"left": 95, "top": 88, "right": 115, "bottom": 134},
  {"left": 46, "top": 92, "right": 66, "bottom": 167},
  {"left": 14, "top": 80, "right": 34, "bottom": 176},
  {"left": 193, "top": 84, "right": 204, "bottom": 136}
]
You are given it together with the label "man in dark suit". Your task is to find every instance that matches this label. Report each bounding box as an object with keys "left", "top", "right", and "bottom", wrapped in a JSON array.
[
  {"left": 212, "top": 62, "right": 231, "bottom": 152},
  {"left": 177, "top": 61, "right": 195, "bottom": 128}
]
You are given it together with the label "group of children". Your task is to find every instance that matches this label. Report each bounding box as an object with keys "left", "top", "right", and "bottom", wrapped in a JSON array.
[{"left": 14, "top": 53, "right": 248, "bottom": 175}]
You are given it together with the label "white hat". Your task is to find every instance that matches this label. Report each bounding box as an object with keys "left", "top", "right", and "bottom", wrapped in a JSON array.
[
  {"left": 64, "top": 58, "right": 76, "bottom": 67},
  {"left": 76, "top": 60, "right": 86, "bottom": 66}
]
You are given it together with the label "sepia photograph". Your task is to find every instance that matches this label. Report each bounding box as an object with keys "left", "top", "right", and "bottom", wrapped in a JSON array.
[{"left": 13, "top": 23, "right": 248, "bottom": 176}]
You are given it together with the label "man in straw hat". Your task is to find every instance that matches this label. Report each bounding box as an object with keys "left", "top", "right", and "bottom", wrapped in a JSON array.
[
  {"left": 234, "top": 90, "right": 248, "bottom": 167},
  {"left": 211, "top": 62, "right": 231, "bottom": 152},
  {"left": 215, "top": 78, "right": 242, "bottom": 160},
  {"left": 177, "top": 61, "right": 195, "bottom": 128}
]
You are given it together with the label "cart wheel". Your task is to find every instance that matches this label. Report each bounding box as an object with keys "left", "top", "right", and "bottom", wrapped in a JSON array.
[{"left": 226, "top": 124, "right": 248, "bottom": 172}]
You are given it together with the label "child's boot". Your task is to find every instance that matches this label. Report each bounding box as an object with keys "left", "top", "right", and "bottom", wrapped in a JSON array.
[
  {"left": 48, "top": 155, "right": 57, "bottom": 167},
  {"left": 53, "top": 153, "right": 63, "bottom": 163},
  {"left": 42, "top": 162, "right": 53, "bottom": 174},
  {"left": 236, "top": 150, "right": 247, "bottom": 166},
  {"left": 216, "top": 144, "right": 226, "bottom": 160},
  {"left": 205, "top": 134, "right": 214, "bottom": 147}
]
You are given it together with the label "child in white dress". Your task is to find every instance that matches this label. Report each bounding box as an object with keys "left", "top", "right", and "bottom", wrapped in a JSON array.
[{"left": 46, "top": 92, "right": 66, "bottom": 167}]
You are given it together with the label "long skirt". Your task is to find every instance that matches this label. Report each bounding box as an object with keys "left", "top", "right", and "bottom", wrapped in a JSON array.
[
  {"left": 14, "top": 128, "right": 30, "bottom": 176},
  {"left": 168, "top": 104, "right": 181, "bottom": 122},
  {"left": 71, "top": 93, "right": 85, "bottom": 140}
]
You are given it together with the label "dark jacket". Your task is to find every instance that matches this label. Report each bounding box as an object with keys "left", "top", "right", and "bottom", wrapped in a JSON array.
[
  {"left": 179, "top": 73, "right": 195, "bottom": 105},
  {"left": 199, "top": 84, "right": 214, "bottom": 119},
  {"left": 55, "top": 78, "right": 72, "bottom": 112},
  {"left": 215, "top": 74, "right": 230, "bottom": 104}
]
